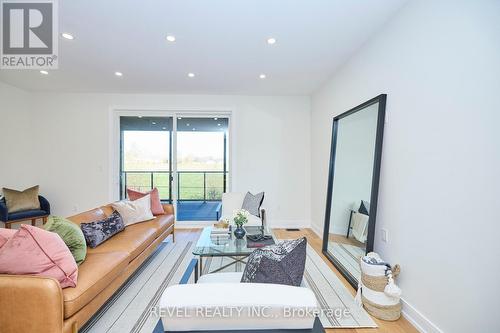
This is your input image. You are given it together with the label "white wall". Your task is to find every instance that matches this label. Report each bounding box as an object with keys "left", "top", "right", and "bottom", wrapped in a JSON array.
[
  {"left": 23, "top": 93, "right": 311, "bottom": 227},
  {"left": 0, "top": 82, "right": 36, "bottom": 191},
  {"left": 311, "top": 1, "right": 500, "bottom": 332}
]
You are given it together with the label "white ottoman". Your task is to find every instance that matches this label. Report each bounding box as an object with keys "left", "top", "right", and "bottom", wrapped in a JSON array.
[
  {"left": 197, "top": 272, "right": 244, "bottom": 284},
  {"left": 160, "top": 277, "right": 318, "bottom": 331}
]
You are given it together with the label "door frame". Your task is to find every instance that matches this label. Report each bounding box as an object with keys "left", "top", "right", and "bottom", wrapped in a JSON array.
[
  {"left": 110, "top": 108, "right": 232, "bottom": 223},
  {"left": 118, "top": 114, "right": 174, "bottom": 203}
]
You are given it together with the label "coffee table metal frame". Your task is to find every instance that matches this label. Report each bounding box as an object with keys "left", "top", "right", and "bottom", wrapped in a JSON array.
[{"left": 192, "top": 226, "right": 275, "bottom": 279}]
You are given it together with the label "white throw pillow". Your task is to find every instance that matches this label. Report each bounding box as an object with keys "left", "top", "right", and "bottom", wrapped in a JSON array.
[{"left": 111, "top": 194, "right": 154, "bottom": 226}]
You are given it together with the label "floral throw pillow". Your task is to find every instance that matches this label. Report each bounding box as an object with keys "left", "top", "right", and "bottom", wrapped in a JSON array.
[{"left": 80, "top": 210, "right": 125, "bottom": 248}]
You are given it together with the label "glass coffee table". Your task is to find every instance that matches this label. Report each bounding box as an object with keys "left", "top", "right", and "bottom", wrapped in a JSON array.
[{"left": 192, "top": 226, "right": 276, "bottom": 278}]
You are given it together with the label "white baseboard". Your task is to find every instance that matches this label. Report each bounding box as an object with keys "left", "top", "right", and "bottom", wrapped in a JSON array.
[
  {"left": 310, "top": 223, "right": 323, "bottom": 238},
  {"left": 401, "top": 298, "right": 443, "bottom": 333}
]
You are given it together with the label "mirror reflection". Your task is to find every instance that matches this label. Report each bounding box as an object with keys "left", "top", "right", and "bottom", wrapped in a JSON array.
[{"left": 326, "top": 102, "right": 380, "bottom": 282}]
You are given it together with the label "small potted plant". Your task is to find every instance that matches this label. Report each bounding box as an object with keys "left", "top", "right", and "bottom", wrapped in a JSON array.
[{"left": 232, "top": 209, "right": 249, "bottom": 239}]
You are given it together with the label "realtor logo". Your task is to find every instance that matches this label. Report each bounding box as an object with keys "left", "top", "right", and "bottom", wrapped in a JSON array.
[{"left": 1, "top": 0, "right": 58, "bottom": 69}]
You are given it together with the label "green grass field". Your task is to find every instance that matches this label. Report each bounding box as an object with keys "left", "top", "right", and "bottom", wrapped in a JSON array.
[{"left": 123, "top": 172, "right": 225, "bottom": 201}]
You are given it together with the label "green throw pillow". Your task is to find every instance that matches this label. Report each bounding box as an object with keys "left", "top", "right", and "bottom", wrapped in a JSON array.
[{"left": 44, "top": 216, "right": 87, "bottom": 265}]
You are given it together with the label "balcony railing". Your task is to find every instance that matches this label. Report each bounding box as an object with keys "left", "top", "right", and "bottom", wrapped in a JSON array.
[{"left": 120, "top": 171, "right": 227, "bottom": 202}]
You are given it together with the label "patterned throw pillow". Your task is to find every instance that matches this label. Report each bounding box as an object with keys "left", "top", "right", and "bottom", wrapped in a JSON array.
[
  {"left": 241, "top": 191, "right": 264, "bottom": 217},
  {"left": 80, "top": 211, "right": 125, "bottom": 248},
  {"left": 241, "top": 237, "right": 307, "bottom": 286}
]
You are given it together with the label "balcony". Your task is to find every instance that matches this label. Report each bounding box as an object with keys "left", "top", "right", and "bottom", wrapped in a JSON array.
[{"left": 121, "top": 170, "right": 227, "bottom": 221}]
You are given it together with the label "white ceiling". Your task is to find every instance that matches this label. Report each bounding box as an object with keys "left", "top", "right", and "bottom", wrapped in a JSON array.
[{"left": 0, "top": 0, "right": 407, "bottom": 95}]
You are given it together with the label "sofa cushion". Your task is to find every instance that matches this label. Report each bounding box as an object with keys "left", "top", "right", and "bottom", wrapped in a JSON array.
[
  {"left": 0, "top": 225, "right": 78, "bottom": 288},
  {"left": 198, "top": 272, "right": 243, "bottom": 283},
  {"left": 100, "top": 205, "right": 115, "bottom": 216},
  {"left": 67, "top": 208, "right": 107, "bottom": 227},
  {"left": 160, "top": 283, "right": 318, "bottom": 331},
  {"left": 8, "top": 209, "right": 48, "bottom": 221},
  {"left": 221, "top": 192, "right": 245, "bottom": 220},
  {"left": 63, "top": 251, "right": 129, "bottom": 318},
  {"left": 147, "top": 214, "right": 175, "bottom": 238},
  {"left": 86, "top": 221, "right": 158, "bottom": 260}
]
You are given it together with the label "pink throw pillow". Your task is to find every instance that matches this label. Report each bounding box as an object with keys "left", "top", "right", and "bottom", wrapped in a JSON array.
[
  {"left": 127, "top": 187, "right": 165, "bottom": 215},
  {"left": 0, "top": 225, "right": 78, "bottom": 288},
  {"left": 0, "top": 228, "right": 17, "bottom": 248}
]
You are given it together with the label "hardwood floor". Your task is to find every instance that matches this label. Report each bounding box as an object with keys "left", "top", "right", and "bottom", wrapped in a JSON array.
[
  {"left": 173, "top": 227, "right": 418, "bottom": 333},
  {"left": 328, "top": 233, "right": 365, "bottom": 247}
]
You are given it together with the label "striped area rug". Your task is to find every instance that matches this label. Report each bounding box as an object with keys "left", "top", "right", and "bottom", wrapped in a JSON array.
[
  {"left": 81, "top": 240, "right": 375, "bottom": 332},
  {"left": 80, "top": 240, "right": 195, "bottom": 333}
]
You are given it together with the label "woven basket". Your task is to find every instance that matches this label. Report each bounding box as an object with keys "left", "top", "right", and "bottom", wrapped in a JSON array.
[
  {"left": 360, "top": 264, "right": 401, "bottom": 321},
  {"left": 362, "top": 295, "right": 401, "bottom": 321}
]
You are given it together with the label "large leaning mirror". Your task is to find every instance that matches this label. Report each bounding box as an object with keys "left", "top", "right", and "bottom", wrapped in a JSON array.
[{"left": 322, "top": 94, "right": 386, "bottom": 288}]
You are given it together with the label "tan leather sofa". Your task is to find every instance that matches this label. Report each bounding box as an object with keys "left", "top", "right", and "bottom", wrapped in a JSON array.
[{"left": 0, "top": 203, "right": 175, "bottom": 333}]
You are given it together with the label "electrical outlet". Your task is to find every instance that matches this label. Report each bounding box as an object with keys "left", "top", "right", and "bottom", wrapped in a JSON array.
[{"left": 381, "top": 228, "right": 389, "bottom": 243}]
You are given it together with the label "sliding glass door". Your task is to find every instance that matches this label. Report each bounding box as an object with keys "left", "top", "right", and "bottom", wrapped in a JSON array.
[
  {"left": 120, "top": 116, "right": 173, "bottom": 202},
  {"left": 176, "top": 117, "right": 229, "bottom": 221},
  {"left": 119, "top": 114, "right": 229, "bottom": 221}
]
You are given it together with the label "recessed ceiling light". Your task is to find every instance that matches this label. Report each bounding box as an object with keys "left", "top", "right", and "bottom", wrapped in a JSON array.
[
  {"left": 40, "top": 70, "right": 49, "bottom": 75},
  {"left": 186, "top": 123, "right": 190, "bottom": 126},
  {"left": 192, "top": 128, "right": 196, "bottom": 131},
  {"left": 61, "top": 33, "right": 74, "bottom": 40},
  {"left": 217, "top": 123, "right": 221, "bottom": 126},
  {"left": 138, "top": 116, "right": 143, "bottom": 118},
  {"left": 259, "top": 74, "right": 266, "bottom": 79},
  {"left": 115, "top": 71, "right": 123, "bottom": 77},
  {"left": 152, "top": 122, "right": 157, "bottom": 125},
  {"left": 214, "top": 117, "right": 218, "bottom": 120},
  {"left": 188, "top": 73, "right": 195, "bottom": 78},
  {"left": 162, "top": 127, "right": 167, "bottom": 130},
  {"left": 166, "top": 35, "right": 176, "bottom": 42},
  {"left": 178, "top": 117, "right": 182, "bottom": 120},
  {"left": 267, "top": 37, "right": 276, "bottom": 45}
]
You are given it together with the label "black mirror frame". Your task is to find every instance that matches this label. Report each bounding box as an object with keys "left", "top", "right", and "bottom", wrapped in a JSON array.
[{"left": 321, "top": 94, "right": 387, "bottom": 289}]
